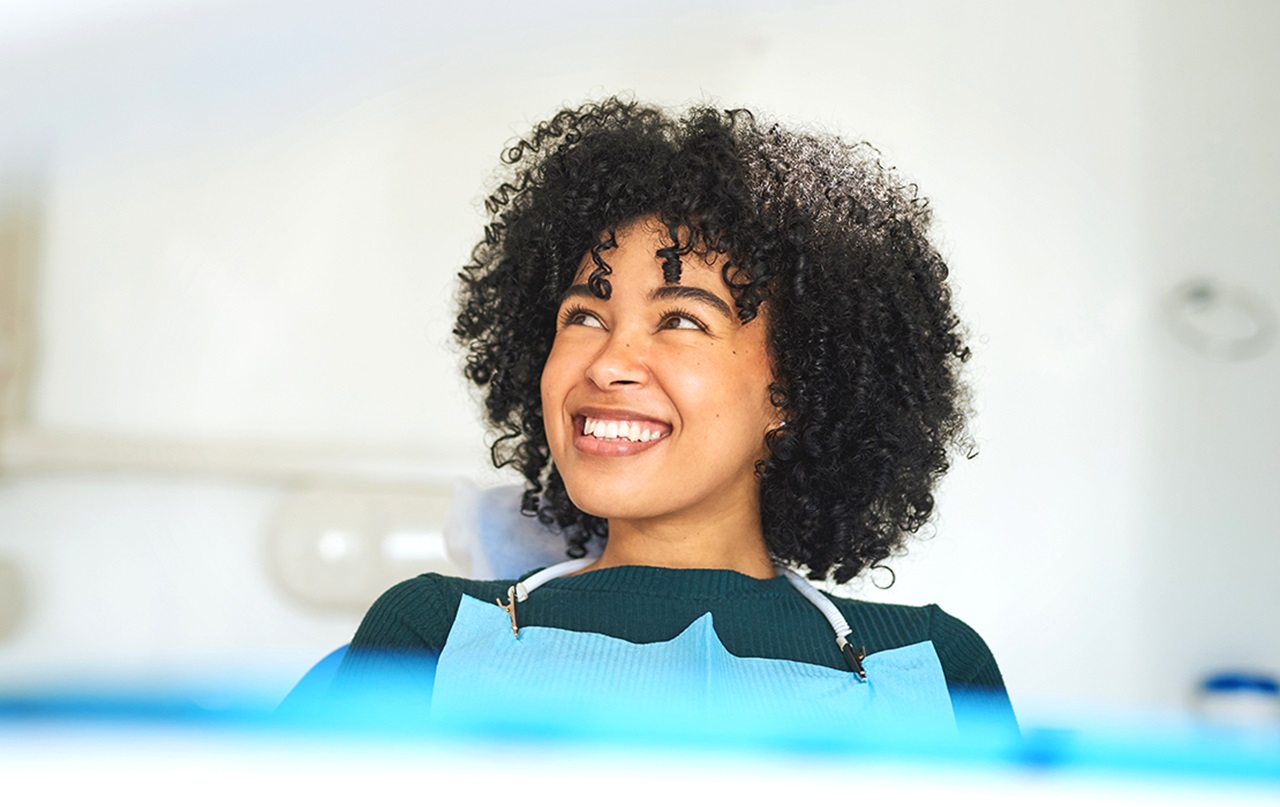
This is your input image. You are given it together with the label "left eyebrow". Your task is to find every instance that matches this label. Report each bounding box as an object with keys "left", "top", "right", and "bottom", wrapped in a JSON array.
[{"left": 650, "top": 285, "right": 734, "bottom": 320}]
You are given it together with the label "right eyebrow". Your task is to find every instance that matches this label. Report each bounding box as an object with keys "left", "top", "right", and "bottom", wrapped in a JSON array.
[{"left": 560, "top": 284, "right": 596, "bottom": 302}]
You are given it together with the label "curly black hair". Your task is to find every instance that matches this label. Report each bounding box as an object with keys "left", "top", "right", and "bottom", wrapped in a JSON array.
[{"left": 454, "top": 97, "right": 971, "bottom": 583}]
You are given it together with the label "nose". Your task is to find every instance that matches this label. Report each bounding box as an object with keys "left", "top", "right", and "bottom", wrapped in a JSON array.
[{"left": 585, "top": 331, "right": 650, "bottom": 389}]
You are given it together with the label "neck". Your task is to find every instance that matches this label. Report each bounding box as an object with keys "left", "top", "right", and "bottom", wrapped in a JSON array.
[{"left": 585, "top": 514, "right": 776, "bottom": 580}]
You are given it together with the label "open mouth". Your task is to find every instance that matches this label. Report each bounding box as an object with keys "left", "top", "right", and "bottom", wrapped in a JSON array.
[{"left": 574, "top": 415, "right": 672, "bottom": 444}]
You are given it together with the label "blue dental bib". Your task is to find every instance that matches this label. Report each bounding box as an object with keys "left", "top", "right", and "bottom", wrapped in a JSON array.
[{"left": 430, "top": 594, "right": 956, "bottom": 741}]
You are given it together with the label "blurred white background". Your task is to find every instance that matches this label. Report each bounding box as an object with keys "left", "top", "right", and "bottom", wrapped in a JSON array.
[{"left": 0, "top": 0, "right": 1276, "bottom": 723}]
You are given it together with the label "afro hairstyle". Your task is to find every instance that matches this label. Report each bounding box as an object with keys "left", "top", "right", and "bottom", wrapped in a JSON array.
[{"left": 454, "top": 97, "right": 972, "bottom": 583}]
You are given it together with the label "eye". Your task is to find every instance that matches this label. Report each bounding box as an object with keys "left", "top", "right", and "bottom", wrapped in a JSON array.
[
  {"left": 658, "top": 309, "right": 708, "bottom": 332},
  {"left": 560, "top": 305, "right": 605, "bottom": 329}
]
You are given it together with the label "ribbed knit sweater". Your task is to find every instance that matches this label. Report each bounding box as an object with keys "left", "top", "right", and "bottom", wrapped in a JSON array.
[{"left": 333, "top": 565, "right": 1016, "bottom": 733}]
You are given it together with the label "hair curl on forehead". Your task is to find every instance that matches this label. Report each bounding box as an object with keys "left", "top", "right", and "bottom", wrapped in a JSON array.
[{"left": 454, "top": 96, "right": 972, "bottom": 583}]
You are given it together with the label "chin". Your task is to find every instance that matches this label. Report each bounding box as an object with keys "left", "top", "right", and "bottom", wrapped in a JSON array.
[{"left": 562, "top": 481, "right": 660, "bottom": 523}]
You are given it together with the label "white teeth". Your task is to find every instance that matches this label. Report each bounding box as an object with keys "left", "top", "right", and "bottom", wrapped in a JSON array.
[{"left": 580, "top": 417, "right": 665, "bottom": 443}]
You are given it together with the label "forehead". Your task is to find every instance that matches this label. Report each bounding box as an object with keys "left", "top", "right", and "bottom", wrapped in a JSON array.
[{"left": 572, "top": 218, "right": 731, "bottom": 288}]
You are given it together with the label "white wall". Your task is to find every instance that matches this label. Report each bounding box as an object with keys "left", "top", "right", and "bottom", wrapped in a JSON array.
[
  {"left": 1135, "top": 0, "right": 1280, "bottom": 710},
  {"left": 0, "top": 0, "right": 1276, "bottom": 717}
]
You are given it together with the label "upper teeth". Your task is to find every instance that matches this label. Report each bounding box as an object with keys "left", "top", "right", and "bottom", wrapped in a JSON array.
[{"left": 582, "top": 417, "right": 664, "bottom": 442}]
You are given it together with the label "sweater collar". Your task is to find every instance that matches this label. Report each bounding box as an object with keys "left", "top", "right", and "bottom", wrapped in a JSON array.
[{"left": 536, "top": 564, "right": 794, "bottom": 598}]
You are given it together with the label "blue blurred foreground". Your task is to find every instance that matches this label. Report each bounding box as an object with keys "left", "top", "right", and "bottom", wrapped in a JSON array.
[{"left": 2, "top": 682, "right": 1278, "bottom": 790}]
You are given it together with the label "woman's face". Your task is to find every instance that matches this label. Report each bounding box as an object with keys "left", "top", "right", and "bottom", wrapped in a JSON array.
[{"left": 540, "top": 218, "right": 778, "bottom": 531}]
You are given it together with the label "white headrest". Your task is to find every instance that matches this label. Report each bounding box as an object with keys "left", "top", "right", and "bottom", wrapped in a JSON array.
[{"left": 443, "top": 479, "right": 601, "bottom": 580}]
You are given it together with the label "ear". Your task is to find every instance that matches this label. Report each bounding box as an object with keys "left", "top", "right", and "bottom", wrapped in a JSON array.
[{"left": 766, "top": 381, "right": 791, "bottom": 433}]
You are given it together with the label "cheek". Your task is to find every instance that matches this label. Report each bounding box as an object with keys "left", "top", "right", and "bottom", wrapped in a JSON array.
[
  {"left": 540, "top": 336, "right": 596, "bottom": 446},
  {"left": 669, "top": 351, "right": 774, "bottom": 428},
  {"left": 540, "top": 343, "right": 569, "bottom": 424},
  {"left": 720, "top": 343, "right": 773, "bottom": 393},
  {"left": 724, "top": 349, "right": 777, "bottom": 428}
]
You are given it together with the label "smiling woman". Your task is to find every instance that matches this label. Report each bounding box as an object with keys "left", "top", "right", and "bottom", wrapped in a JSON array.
[
  {"left": 541, "top": 219, "right": 779, "bottom": 577},
  {"left": 296, "top": 97, "right": 1016, "bottom": 739}
]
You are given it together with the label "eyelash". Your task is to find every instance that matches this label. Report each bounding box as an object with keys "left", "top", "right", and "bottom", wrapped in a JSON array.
[
  {"left": 657, "top": 308, "right": 708, "bottom": 332},
  {"left": 559, "top": 305, "right": 599, "bottom": 329},
  {"left": 557, "top": 305, "right": 709, "bottom": 333}
]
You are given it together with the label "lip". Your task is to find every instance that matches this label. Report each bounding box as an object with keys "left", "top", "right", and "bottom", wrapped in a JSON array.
[
  {"left": 574, "top": 406, "right": 671, "bottom": 424},
  {"left": 570, "top": 406, "right": 672, "bottom": 458}
]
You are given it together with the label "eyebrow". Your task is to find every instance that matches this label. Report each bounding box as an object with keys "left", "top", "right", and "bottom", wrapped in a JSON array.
[{"left": 560, "top": 284, "right": 734, "bottom": 320}]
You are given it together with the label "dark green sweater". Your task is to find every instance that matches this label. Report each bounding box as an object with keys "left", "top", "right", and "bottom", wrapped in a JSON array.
[{"left": 334, "top": 565, "right": 1016, "bottom": 733}]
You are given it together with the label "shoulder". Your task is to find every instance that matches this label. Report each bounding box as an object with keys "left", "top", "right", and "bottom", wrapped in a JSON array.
[
  {"left": 827, "top": 596, "right": 1004, "bottom": 689},
  {"left": 350, "top": 573, "right": 514, "bottom": 652},
  {"left": 315, "top": 574, "right": 512, "bottom": 712},
  {"left": 829, "top": 595, "right": 1016, "bottom": 731}
]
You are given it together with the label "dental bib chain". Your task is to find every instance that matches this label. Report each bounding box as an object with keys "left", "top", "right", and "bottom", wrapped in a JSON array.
[
  {"left": 779, "top": 567, "right": 868, "bottom": 680},
  {"left": 495, "top": 557, "right": 594, "bottom": 639},
  {"left": 497, "top": 559, "right": 868, "bottom": 681}
]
